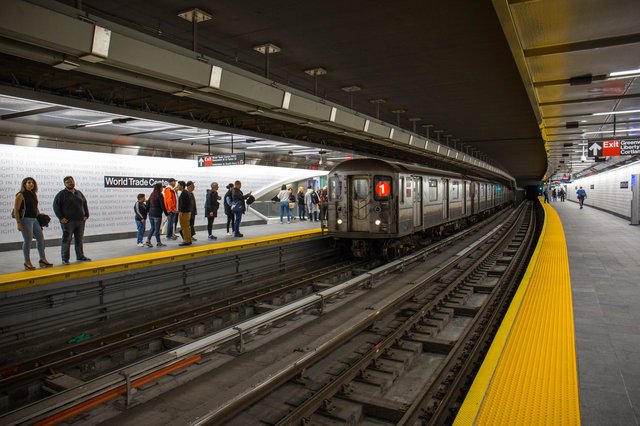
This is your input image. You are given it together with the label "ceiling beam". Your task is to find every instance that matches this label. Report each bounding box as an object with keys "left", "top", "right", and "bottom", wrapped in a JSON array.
[
  {"left": 539, "top": 93, "right": 640, "bottom": 106},
  {"left": 1, "top": 105, "right": 67, "bottom": 120},
  {"left": 524, "top": 33, "right": 640, "bottom": 57}
]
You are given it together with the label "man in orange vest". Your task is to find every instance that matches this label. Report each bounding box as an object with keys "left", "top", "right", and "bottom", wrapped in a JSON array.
[{"left": 164, "top": 178, "right": 178, "bottom": 240}]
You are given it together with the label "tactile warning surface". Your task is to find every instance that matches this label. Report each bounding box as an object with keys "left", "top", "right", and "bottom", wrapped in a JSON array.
[{"left": 455, "top": 199, "right": 580, "bottom": 425}]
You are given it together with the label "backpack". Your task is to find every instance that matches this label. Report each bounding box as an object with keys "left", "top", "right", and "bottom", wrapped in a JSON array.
[{"left": 311, "top": 191, "right": 319, "bottom": 205}]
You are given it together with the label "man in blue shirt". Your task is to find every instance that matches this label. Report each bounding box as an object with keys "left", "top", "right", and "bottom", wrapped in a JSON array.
[{"left": 576, "top": 187, "right": 587, "bottom": 209}]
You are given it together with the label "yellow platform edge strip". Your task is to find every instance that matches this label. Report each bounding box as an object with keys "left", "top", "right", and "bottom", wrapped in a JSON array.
[
  {"left": 454, "top": 198, "right": 580, "bottom": 425},
  {"left": 0, "top": 229, "right": 323, "bottom": 293}
]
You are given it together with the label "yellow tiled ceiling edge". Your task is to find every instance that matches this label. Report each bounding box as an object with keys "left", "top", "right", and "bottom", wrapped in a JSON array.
[
  {"left": 455, "top": 198, "right": 580, "bottom": 425},
  {"left": 0, "top": 229, "right": 323, "bottom": 292}
]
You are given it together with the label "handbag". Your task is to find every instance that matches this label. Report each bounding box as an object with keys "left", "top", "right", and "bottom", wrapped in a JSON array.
[
  {"left": 160, "top": 218, "right": 168, "bottom": 235},
  {"left": 288, "top": 202, "right": 296, "bottom": 210},
  {"left": 36, "top": 213, "right": 51, "bottom": 228},
  {"left": 11, "top": 200, "right": 25, "bottom": 219}
]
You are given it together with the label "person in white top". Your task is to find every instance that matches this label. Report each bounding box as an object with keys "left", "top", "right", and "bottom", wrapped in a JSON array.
[{"left": 277, "top": 185, "right": 292, "bottom": 224}]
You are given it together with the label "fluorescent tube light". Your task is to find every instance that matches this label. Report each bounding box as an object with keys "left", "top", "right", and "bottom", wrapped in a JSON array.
[
  {"left": 592, "top": 109, "right": 640, "bottom": 116},
  {"left": 582, "top": 128, "right": 635, "bottom": 135},
  {"left": 245, "top": 144, "right": 277, "bottom": 149},
  {"left": 609, "top": 68, "right": 640, "bottom": 77}
]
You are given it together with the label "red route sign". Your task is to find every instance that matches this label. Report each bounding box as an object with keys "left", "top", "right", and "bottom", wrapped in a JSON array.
[
  {"left": 603, "top": 140, "right": 621, "bottom": 157},
  {"left": 375, "top": 181, "right": 390, "bottom": 197}
]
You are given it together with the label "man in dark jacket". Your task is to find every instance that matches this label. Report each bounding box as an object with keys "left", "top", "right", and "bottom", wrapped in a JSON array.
[
  {"left": 52, "top": 176, "right": 91, "bottom": 264},
  {"left": 205, "top": 182, "right": 220, "bottom": 240},
  {"left": 188, "top": 181, "right": 197, "bottom": 241},
  {"left": 177, "top": 181, "right": 192, "bottom": 246},
  {"left": 231, "top": 180, "right": 251, "bottom": 237}
]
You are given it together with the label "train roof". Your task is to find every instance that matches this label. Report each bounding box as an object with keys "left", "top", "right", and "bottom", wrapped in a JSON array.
[{"left": 330, "top": 158, "right": 497, "bottom": 183}]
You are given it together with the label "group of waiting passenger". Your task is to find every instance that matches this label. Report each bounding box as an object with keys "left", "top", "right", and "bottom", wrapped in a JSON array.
[
  {"left": 275, "top": 186, "right": 328, "bottom": 224},
  {"left": 13, "top": 176, "right": 252, "bottom": 271}
]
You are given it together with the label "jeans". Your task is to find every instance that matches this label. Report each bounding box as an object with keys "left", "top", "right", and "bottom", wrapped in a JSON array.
[
  {"left": 21, "top": 217, "right": 46, "bottom": 263},
  {"left": 226, "top": 213, "right": 234, "bottom": 233},
  {"left": 61, "top": 219, "right": 85, "bottom": 262},
  {"left": 166, "top": 211, "right": 177, "bottom": 238},
  {"left": 135, "top": 219, "right": 146, "bottom": 244},
  {"left": 148, "top": 216, "right": 162, "bottom": 243},
  {"left": 298, "top": 204, "right": 305, "bottom": 220},
  {"left": 207, "top": 215, "right": 216, "bottom": 235},
  {"left": 280, "top": 201, "right": 291, "bottom": 223},
  {"left": 233, "top": 211, "right": 242, "bottom": 236}
]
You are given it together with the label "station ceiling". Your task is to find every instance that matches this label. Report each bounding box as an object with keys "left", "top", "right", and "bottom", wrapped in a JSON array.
[{"left": 2, "top": 1, "right": 636, "bottom": 185}]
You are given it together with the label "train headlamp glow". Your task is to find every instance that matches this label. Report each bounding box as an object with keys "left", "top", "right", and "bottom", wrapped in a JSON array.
[
  {"left": 374, "top": 219, "right": 381, "bottom": 226},
  {"left": 337, "top": 218, "right": 343, "bottom": 225}
]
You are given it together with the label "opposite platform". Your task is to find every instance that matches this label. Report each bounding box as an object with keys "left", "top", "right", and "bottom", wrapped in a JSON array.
[{"left": 456, "top": 199, "right": 580, "bottom": 425}]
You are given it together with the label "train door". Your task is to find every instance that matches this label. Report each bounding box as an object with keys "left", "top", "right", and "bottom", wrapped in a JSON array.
[
  {"left": 442, "top": 178, "right": 449, "bottom": 220},
  {"left": 349, "top": 175, "right": 370, "bottom": 232},
  {"left": 412, "top": 176, "right": 423, "bottom": 229}
]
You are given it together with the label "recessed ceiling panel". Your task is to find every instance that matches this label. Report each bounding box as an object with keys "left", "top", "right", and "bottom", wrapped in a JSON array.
[
  {"left": 536, "top": 79, "right": 632, "bottom": 103},
  {"left": 541, "top": 99, "right": 618, "bottom": 117}
]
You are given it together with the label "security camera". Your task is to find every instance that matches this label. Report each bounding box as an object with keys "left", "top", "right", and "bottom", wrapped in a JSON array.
[{"left": 580, "top": 154, "right": 587, "bottom": 162}]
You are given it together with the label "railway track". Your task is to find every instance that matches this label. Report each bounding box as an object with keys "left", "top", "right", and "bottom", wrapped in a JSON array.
[{"left": 0, "top": 204, "right": 533, "bottom": 425}]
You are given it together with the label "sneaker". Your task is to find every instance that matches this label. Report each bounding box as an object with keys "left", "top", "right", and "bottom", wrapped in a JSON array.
[
  {"left": 287, "top": 221, "right": 290, "bottom": 224},
  {"left": 227, "top": 232, "right": 232, "bottom": 236},
  {"left": 137, "top": 243, "right": 144, "bottom": 247},
  {"left": 145, "top": 242, "right": 153, "bottom": 247},
  {"left": 157, "top": 242, "right": 167, "bottom": 247},
  {"left": 169, "top": 235, "right": 178, "bottom": 240},
  {"left": 62, "top": 260, "right": 70, "bottom": 265},
  {"left": 234, "top": 233, "right": 244, "bottom": 238},
  {"left": 208, "top": 235, "right": 217, "bottom": 240},
  {"left": 192, "top": 237, "right": 197, "bottom": 241},
  {"left": 77, "top": 256, "right": 92, "bottom": 261},
  {"left": 178, "top": 242, "right": 192, "bottom": 246}
]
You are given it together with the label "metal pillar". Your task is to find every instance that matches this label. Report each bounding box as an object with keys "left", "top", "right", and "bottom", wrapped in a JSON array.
[{"left": 631, "top": 174, "right": 640, "bottom": 225}]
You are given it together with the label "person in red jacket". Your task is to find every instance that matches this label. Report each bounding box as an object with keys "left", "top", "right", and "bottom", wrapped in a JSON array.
[{"left": 164, "top": 178, "right": 178, "bottom": 240}]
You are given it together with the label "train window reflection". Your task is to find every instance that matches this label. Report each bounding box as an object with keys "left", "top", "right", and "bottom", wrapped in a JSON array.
[
  {"left": 451, "top": 180, "right": 459, "bottom": 200},
  {"left": 353, "top": 178, "right": 369, "bottom": 200},
  {"left": 330, "top": 177, "right": 342, "bottom": 200},
  {"left": 428, "top": 179, "right": 438, "bottom": 201}
]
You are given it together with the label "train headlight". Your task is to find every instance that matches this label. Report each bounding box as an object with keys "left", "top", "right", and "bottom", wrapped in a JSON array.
[
  {"left": 374, "top": 219, "right": 381, "bottom": 226},
  {"left": 337, "top": 218, "right": 343, "bottom": 225}
]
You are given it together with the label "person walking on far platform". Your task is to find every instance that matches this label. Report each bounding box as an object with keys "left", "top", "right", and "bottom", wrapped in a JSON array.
[
  {"left": 205, "top": 182, "right": 221, "bottom": 240},
  {"left": 231, "top": 180, "right": 251, "bottom": 237},
  {"left": 559, "top": 187, "right": 566, "bottom": 202},
  {"left": 15, "top": 177, "right": 52, "bottom": 270},
  {"left": 53, "top": 176, "right": 91, "bottom": 264},
  {"left": 178, "top": 181, "right": 193, "bottom": 245},
  {"left": 577, "top": 186, "right": 587, "bottom": 209},
  {"left": 145, "top": 183, "right": 168, "bottom": 247},
  {"left": 543, "top": 187, "right": 549, "bottom": 203},
  {"left": 164, "top": 178, "right": 179, "bottom": 240},
  {"left": 223, "top": 183, "right": 235, "bottom": 235}
]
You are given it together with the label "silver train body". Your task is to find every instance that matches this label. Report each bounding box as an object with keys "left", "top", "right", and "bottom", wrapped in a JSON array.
[{"left": 327, "top": 159, "right": 514, "bottom": 243}]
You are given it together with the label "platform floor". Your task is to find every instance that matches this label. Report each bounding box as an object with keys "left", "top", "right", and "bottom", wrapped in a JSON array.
[
  {"left": 556, "top": 200, "right": 640, "bottom": 425},
  {"left": 0, "top": 217, "right": 322, "bottom": 275}
]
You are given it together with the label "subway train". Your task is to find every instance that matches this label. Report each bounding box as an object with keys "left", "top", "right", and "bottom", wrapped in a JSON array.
[{"left": 326, "top": 159, "right": 515, "bottom": 258}]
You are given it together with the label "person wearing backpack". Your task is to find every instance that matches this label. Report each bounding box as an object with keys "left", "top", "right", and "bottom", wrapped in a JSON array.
[
  {"left": 223, "top": 183, "right": 235, "bottom": 235},
  {"left": 231, "top": 180, "right": 252, "bottom": 237},
  {"left": 576, "top": 186, "right": 587, "bottom": 209},
  {"left": 14, "top": 177, "right": 52, "bottom": 270},
  {"left": 305, "top": 186, "right": 320, "bottom": 222}
]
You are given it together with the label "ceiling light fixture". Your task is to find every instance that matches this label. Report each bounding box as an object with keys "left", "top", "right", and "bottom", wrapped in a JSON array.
[
  {"left": 172, "top": 89, "right": 193, "bottom": 97},
  {"left": 609, "top": 68, "right": 640, "bottom": 77},
  {"left": 582, "top": 128, "right": 635, "bottom": 135},
  {"left": 245, "top": 144, "right": 277, "bottom": 149},
  {"left": 53, "top": 60, "right": 79, "bottom": 70},
  {"left": 592, "top": 109, "right": 640, "bottom": 116}
]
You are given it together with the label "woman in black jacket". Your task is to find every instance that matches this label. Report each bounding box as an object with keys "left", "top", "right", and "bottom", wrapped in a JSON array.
[
  {"left": 223, "top": 183, "right": 235, "bottom": 235},
  {"left": 205, "top": 182, "right": 220, "bottom": 240},
  {"left": 146, "top": 183, "right": 168, "bottom": 247}
]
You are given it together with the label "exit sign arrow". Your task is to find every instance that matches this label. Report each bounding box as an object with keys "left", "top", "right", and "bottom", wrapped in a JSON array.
[{"left": 588, "top": 142, "right": 602, "bottom": 156}]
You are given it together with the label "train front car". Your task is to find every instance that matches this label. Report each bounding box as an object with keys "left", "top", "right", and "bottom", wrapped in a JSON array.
[{"left": 327, "top": 159, "right": 398, "bottom": 256}]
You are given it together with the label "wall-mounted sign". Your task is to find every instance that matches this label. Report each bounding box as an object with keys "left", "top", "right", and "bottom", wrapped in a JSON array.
[
  {"left": 104, "top": 176, "right": 170, "bottom": 188},
  {"left": 590, "top": 184, "right": 595, "bottom": 189},
  {"left": 621, "top": 181, "right": 629, "bottom": 189},
  {"left": 198, "top": 153, "right": 245, "bottom": 167},
  {"left": 588, "top": 138, "right": 640, "bottom": 157}
]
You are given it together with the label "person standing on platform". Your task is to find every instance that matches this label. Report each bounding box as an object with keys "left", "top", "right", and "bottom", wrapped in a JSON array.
[
  {"left": 277, "top": 184, "right": 291, "bottom": 224},
  {"left": 551, "top": 187, "right": 557, "bottom": 202},
  {"left": 145, "top": 183, "right": 167, "bottom": 247},
  {"left": 163, "top": 178, "right": 178, "bottom": 240},
  {"left": 14, "top": 177, "right": 52, "bottom": 270},
  {"left": 187, "top": 181, "right": 197, "bottom": 241},
  {"left": 231, "top": 180, "right": 251, "bottom": 237},
  {"left": 319, "top": 188, "right": 328, "bottom": 223},
  {"left": 543, "top": 187, "right": 549, "bottom": 203},
  {"left": 296, "top": 186, "right": 306, "bottom": 221},
  {"left": 305, "top": 186, "right": 320, "bottom": 222},
  {"left": 205, "top": 182, "right": 221, "bottom": 240},
  {"left": 134, "top": 193, "right": 148, "bottom": 247},
  {"left": 577, "top": 186, "right": 587, "bottom": 209},
  {"left": 53, "top": 176, "right": 91, "bottom": 264},
  {"left": 559, "top": 187, "right": 566, "bottom": 202},
  {"left": 178, "top": 181, "right": 192, "bottom": 245},
  {"left": 223, "top": 183, "right": 235, "bottom": 236}
]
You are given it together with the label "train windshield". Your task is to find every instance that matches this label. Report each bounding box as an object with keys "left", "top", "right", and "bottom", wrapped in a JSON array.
[
  {"left": 329, "top": 176, "right": 342, "bottom": 200},
  {"left": 353, "top": 178, "right": 369, "bottom": 200},
  {"left": 373, "top": 176, "right": 392, "bottom": 201}
]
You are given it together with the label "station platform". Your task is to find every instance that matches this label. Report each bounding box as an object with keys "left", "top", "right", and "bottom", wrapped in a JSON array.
[
  {"left": 456, "top": 199, "right": 640, "bottom": 425},
  {"left": 0, "top": 219, "right": 324, "bottom": 291}
]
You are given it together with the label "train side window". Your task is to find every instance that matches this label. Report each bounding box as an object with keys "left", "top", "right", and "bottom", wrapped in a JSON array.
[
  {"left": 353, "top": 178, "right": 369, "bottom": 200},
  {"left": 330, "top": 176, "right": 342, "bottom": 200},
  {"left": 399, "top": 177, "right": 405, "bottom": 203},
  {"left": 451, "top": 180, "right": 459, "bottom": 200},
  {"left": 373, "top": 176, "right": 392, "bottom": 201},
  {"left": 428, "top": 178, "right": 438, "bottom": 201}
]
